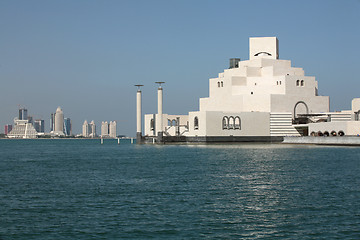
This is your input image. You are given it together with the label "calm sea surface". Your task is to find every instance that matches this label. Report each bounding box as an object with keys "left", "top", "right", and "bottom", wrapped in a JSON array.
[{"left": 1, "top": 139, "right": 360, "bottom": 239}]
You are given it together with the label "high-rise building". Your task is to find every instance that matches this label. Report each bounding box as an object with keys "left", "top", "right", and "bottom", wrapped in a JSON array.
[
  {"left": 101, "top": 121, "right": 109, "bottom": 137},
  {"left": 34, "top": 119, "right": 45, "bottom": 133},
  {"left": 100, "top": 121, "right": 116, "bottom": 138},
  {"left": 64, "top": 118, "right": 72, "bottom": 136},
  {"left": 4, "top": 124, "right": 12, "bottom": 135},
  {"left": 27, "top": 116, "right": 33, "bottom": 124},
  {"left": 109, "top": 121, "right": 117, "bottom": 138},
  {"left": 82, "top": 120, "right": 90, "bottom": 137},
  {"left": 18, "top": 108, "right": 28, "bottom": 120},
  {"left": 90, "top": 120, "right": 96, "bottom": 138},
  {"left": 50, "top": 113, "right": 55, "bottom": 132},
  {"left": 51, "top": 107, "right": 65, "bottom": 136},
  {"left": 82, "top": 120, "right": 96, "bottom": 138},
  {"left": 54, "top": 107, "right": 64, "bottom": 133}
]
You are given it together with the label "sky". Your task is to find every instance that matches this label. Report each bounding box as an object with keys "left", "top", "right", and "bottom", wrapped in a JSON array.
[{"left": 1, "top": 0, "right": 359, "bottom": 136}]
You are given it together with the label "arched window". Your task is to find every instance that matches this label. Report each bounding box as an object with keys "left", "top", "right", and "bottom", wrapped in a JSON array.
[
  {"left": 296, "top": 80, "right": 300, "bottom": 86},
  {"left": 217, "top": 82, "right": 220, "bottom": 87},
  {"left": 194, "top": 117, "right": 199, "bottom": 130},
  {"left": 172, "top": 119, "right": 177, "bottom": 126},
  {"left": 228, "top": 116, "right": 235, "bottom": 129},
  {"left": 150, "top": 119, "right": 154, "bottom": 130},
  {"left": 277, "top": 81, "right": 278, "bottom": 85},
  {"left": 167, "top": 119, "right": 172, "bottom": 126},
  {"left": 301, "top": 80, "right": 304, "bottom": 86},
  {"left": 221, "top": 81, "right": 223, "bottom": 87},
  {"left": 279, "top": 81, "right": 282, "bottom": 85},
  {"left": 234, "top": 116, "right": 241, "bottom": 129},
  {"left": 222, "top": 116, "right": 229, "bottom": 129}
]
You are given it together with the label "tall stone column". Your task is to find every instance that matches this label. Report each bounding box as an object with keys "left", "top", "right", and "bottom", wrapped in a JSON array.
[
  {"left": 158, "top": 87, "right": 163, "bottom": 116},
  {"left": 155, "top": 82, "right": 165, "bottom": 142},
  {"left": 135, "top": 85, "right": 143, "bottom": 143}
]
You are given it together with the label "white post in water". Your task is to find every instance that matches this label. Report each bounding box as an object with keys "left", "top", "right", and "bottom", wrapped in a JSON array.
[
  {"left": 135, "top": 84, "right": 143, "bottom": 143},
  {"left": 155, "top": 82, "right": 165, "bottom": 142},
  {"left": 117, "top": 138, "right": 120, "bottom": 144},
  {"left": 131, "top": 137, "right": 133, "bottom": 144},
  {"left": 101, "top": 137, "right": 103, "bottom": 145}
]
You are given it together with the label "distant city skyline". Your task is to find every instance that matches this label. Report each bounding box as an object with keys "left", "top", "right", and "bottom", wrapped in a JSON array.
[
  {"left": 1, "top": 0, "right": 359, "bottom": 136},
  {"left": 4, "top": 106, "right": 72, "bottom": 137},
  {"left": 3, "top": 105, "right": 121, "bottom": 138}
]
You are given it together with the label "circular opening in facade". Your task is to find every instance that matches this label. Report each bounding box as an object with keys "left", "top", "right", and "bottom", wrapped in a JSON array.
[
  {"left": 317, "top": 131, "right": 323, "bottom": 136},
  {"left": 331, "top": 131, "right": 337, "bottom": 136},
  {"left": 323, "top": 131, "right": 329, "bottom": 137},
  {"left": 338, "top": 131, "right": 345, "bottom": 136},
  {"left": 310, "top": 131, "right": 316, "bottom": 136}
]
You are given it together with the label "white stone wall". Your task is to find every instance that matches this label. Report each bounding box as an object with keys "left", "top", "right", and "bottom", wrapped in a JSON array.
[
  {"left": 188, "top": 111, "right": 207, "bottom": 136},
  {"left": 188, "top": 111, "right": 270, "bottom": 137},
  {"left": 144, "top": 114, "right": 155, "bottom": 136}
]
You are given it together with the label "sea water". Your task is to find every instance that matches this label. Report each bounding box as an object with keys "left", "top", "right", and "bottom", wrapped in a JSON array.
[{"left": 1, "top": 139, "right": 360, "bottom": 239}]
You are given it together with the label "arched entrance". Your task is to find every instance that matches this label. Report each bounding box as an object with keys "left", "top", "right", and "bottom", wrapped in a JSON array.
[{"left": 294, "top": 101, "right": 309, "bottom": 118}]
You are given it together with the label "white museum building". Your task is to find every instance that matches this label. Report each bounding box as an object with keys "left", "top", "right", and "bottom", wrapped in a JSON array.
[{"left": 137, "top": 37, "right": 360, "bottom": 143}]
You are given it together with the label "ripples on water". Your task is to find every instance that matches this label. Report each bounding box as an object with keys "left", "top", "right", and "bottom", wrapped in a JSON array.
[{"left": 1, "top": 139, "right": 360, "bottom": 239}]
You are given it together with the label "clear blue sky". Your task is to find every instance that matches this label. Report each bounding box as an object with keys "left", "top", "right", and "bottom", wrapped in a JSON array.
[{"left": 1, "top": 0, "right": 359, "bottom": 136}]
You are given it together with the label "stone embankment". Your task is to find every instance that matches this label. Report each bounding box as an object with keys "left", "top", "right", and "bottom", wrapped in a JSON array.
[{"left": 283, "top": 136, "right": 360, "bottom": 146}]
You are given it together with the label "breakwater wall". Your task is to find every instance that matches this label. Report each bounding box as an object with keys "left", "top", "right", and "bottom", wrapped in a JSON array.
[{"left": 283, "top": 136, "right": 360, "bottom": 146}]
